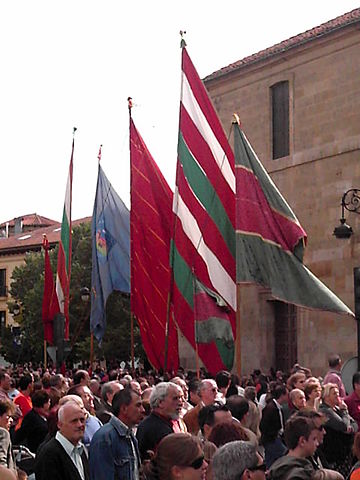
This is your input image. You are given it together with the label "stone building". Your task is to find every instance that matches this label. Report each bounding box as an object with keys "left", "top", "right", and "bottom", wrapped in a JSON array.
[
  {"left": 203, "top": 8, "right": 360, "bottom": 375},
  {"left": 0, "top": 214, "right": 90, "bottom": 332}
]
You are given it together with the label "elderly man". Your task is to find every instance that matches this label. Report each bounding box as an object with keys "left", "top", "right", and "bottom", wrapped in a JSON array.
[
  {"left": 67, "top": 384, "right": 102, "bottom": 449},
  {"left": 96, "top": 381, "right": 123, "bottom": 424},
  {"left": 34, "top": 400, "right": 89, "bottom": 480},
  {"left": 136, "top": 381, "right": 184, "bottom": 459},
  {"left": 212, "top": 440, "right": 266, "bottom": 480},
  {"left": 183, "top": 378, "right": 218, "bottom": 434},
  {"left": 89, "top": 388, "right": 144, "bottom": 480}
]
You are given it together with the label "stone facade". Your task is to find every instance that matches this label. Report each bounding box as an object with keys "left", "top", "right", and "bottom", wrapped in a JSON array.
[{"left": 204, "top": 11, "right": 360, "bottom": 375}]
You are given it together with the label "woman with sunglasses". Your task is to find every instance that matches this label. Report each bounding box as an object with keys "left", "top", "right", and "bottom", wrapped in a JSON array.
[{"left": 143, "top": 432, "right": 208, "bottom": 480}]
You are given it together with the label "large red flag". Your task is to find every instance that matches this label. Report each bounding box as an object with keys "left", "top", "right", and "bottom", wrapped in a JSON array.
[
  {"left": 130, "top": 117, "right": 179, "bottom": 371},
  {"left": 42, "top": 235, "right": 60, "bottom": 344}
]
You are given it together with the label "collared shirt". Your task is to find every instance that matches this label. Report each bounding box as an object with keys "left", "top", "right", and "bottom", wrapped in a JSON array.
[
  {"left": 274, "top": 399, "right": 284, "bottom": 434},
  {"left": 117, "top": 418, "right": 139, "bottom": 480},
  {"left": 55, "top": 431, "right": 85, "bottom": 480}
]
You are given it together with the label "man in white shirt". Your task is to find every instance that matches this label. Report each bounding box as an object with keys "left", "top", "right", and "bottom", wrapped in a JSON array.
[{"left": 34, "top": 400, "right": 89, "bottom": 480}]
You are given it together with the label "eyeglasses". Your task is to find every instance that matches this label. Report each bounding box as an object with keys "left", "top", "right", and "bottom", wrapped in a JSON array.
[{"left": 189, "top": 455, "right": 205, "bottom": 469}]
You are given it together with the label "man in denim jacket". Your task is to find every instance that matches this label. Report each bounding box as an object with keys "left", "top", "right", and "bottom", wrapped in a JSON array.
[{"left": 89, "top": 388, "right": 144, "bottom": 480}]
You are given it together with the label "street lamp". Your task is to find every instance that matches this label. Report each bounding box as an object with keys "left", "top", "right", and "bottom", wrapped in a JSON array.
[{"left": 333, "top": 188, "right": 360, "bottom": 239}]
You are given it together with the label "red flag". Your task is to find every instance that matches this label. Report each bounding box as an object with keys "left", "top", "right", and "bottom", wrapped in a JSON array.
[
  {"left": 42, "top": 235, "right": 59, "bottom": 344},
  {"left": 130, "top": 117, "right": 179, "bottom": 371}
]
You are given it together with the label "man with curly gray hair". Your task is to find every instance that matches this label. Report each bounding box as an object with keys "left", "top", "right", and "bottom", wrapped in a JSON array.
[
  {"left": 212, "top": 441, "right": 266, "bottom": 480},
  {"left": 136, "top": 382, "right": 184, "bottom": 459}
]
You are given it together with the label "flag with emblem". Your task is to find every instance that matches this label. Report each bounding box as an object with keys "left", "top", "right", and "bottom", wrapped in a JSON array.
[
  {"left": 170, "top": 45, "right": 236, "bottom": 374},
  {"left": 90, "top": 162, "right": 130, "bottom": 342}
]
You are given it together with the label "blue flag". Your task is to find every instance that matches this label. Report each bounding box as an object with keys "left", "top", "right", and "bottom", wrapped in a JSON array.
[{"left": 90, "top": 164, "right": 130, "bottom": 342}]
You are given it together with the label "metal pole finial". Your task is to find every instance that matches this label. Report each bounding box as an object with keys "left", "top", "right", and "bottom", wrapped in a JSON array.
[{"left": 180, "top": 30, "right": 187, "bottom": 48}]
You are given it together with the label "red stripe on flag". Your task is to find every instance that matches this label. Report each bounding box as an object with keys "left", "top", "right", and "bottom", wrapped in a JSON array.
[
  {"left": 176, "top": 164, "right": 235, "bottom": 276},
  {"left": 236, "top": 168, "right": 306, "bottom": 252},
  {"left": 181, "top": 48, "right": 235, "bottom": 172},
  {"left": 180, "top": 104, "right": 235, "bottom": 223}
]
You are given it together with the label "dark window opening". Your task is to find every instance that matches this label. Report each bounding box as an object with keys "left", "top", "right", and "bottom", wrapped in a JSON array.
[{"left": 271, "top": 81, "right": 289, "bottom": 159}]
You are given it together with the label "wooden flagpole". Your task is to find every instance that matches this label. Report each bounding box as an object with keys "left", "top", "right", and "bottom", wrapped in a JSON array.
[
  {"left": 44, "top": 340, "right": 47, "bottom": 369},
  {"left": 235, "top": 284, "right": 241, "bottom": 376},
  {"left": 131, "top": 313, "right": 135, "bottom": 374},
  {"left": 90, "top": 333, "right": 94, "bottom": 369},
  {"left": 128, "top": 97, "right": 136, "bottom": 375}
]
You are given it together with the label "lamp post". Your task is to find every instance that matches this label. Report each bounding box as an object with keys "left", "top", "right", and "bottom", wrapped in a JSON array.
[
  {"left": 334, "top": 188, "right": 360, "bottom": 370},
  {"left": 333, "top": 188, "right": 360, "bottom": 239}
]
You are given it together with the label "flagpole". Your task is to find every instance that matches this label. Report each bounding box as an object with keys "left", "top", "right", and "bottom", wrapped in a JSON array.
[
  {"left": 44, "top": 340, "right": 47, "bottom": 369},
  {"left": 235, "top": 283, "right": 241, "bottom": 376},
  {"left": 128, "top": 97, "right": 136, "bottom": 375},
  {"left": 90, "top": 333, "right": 94, "bottom": 370}
]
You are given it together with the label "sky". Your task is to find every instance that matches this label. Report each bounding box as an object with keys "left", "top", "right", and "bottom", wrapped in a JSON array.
[{"left": 1, "top": 0, "right": 359, "bottom": 223}]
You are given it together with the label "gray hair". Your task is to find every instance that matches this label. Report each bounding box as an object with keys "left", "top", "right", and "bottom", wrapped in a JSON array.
[
  {"left": 149, "top": 382, "right": 179, "bottom": 409},
  {"left": 58, "top": 400, "right": 84, "bottom": 423},
  {"left": 212, "top": 441, "right": 257, "bottom": 480},
  {"left": 101, "top": 381, "right": 119, "bottom": 402}
]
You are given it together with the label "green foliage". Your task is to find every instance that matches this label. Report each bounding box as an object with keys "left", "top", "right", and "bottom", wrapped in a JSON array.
[{"left": 3, "top": 222, "right": 145, "bottom": 366}]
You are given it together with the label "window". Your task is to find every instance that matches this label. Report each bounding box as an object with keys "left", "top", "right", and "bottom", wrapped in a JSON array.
[
  {"left": 0, "top": 311, "right": 5, "bottom": 336},
  {"left": 274, "top": 301, "right": 297, "bottom": 372},
  {"left": 0, "top": 269, "right": 6, "bottom": 297},
  {"left": 271, "top": 81, "right": 289, "bottom": 159}
]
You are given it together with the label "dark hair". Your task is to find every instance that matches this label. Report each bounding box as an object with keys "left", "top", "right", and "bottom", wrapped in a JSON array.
[
  {"left": 112, "top": 387, "right": 138, "bottom": 417},
  {"left": 0, "top": 399, "right": 14, "bottom": 416},
  {"left": 328, "top": 354, "right": 341, "bottom": 368},
  {"left": 294, "top": 409, "right": 325, "bottom": 421},
  {"left": 272, "top": 384, "right": 287, "bottom": 400},
  {"left": 19, "top": 374, "right": 33, "bottom": 391},
  {"left": 284, "top": 416, "right": 315, "bottom": 450},
  {"left": 226, "top": 396, "right": 249, "bottom": 422},
  {"left": 303, "top": 383, "right": 320, "bottom": 400},
  {"left": 215, "top": 371, "right": 231, "bottom": 389},
  {"left": 188, "top": 379, "right": 201, "bottom": 395},
  {"left": 352, "top": 372, "right": 360, "bottom": 389},
  {"left": 32, "top": 389, "right": 50, "bottom": 408},
  {"left": 73, "top": 370, "right": 88, "bottom": 385},
  {"left": 144, "top": 433, "right": 203, "bottom": 480},
  {"left": 208, "top": 421, "right": 249, "bottom": 447},
  {"left": 198, "top": 404, "right": 229, "bottom": 434},
  {"left": 67, "top": 385, "right": 82, "bottom": 397}
]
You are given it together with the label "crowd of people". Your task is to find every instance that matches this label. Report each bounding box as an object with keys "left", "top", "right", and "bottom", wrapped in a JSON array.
[{"left": 0, "top": 354, "right": 359, "bottom": 479}]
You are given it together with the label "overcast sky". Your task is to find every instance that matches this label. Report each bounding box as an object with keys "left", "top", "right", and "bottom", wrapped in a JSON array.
[{"left": 1, "top": 1, "right": 359, "bottom": 223}]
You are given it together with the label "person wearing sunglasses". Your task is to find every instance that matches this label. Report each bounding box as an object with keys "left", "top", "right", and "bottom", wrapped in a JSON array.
[{"left": 143, "top": 432, "right": 207, "bottom": 480}]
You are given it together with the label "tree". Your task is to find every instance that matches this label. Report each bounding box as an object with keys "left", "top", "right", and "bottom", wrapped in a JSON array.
[{"left": 3, "top": 222, "right": 145, "bottom": 366}]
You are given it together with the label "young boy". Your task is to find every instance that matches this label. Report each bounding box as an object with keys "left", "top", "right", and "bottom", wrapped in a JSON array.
[{"left": 268, "top": 416, "right": 319, "bottom": 480}]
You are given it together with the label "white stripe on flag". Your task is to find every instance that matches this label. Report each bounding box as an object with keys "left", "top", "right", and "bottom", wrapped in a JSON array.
[
  {"left": 182, "top": 73, "right": 235, "bottom": 193},
  {"left": 173, "top": 187, "right": 236, "bottom": 310},
  {"left": 56, "top": 275, "right": 65, "bottom": 314}
]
